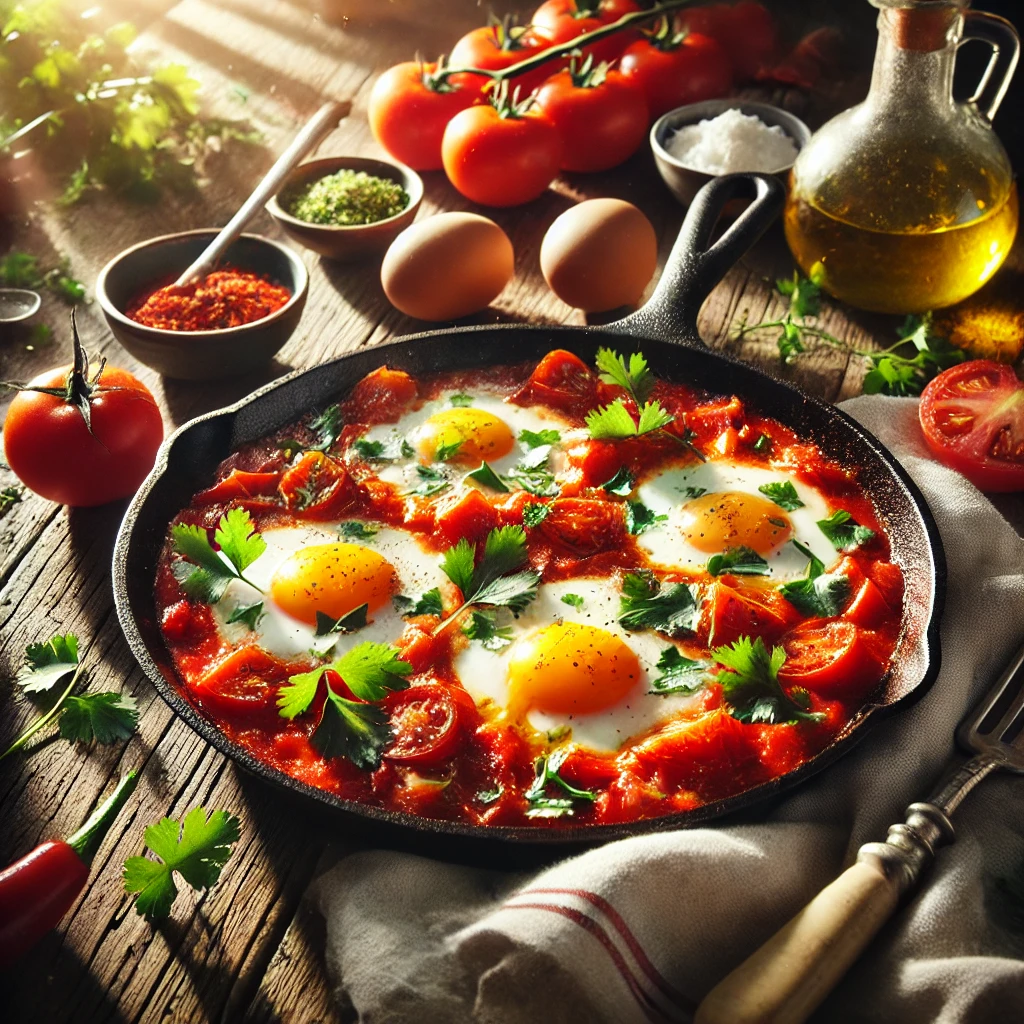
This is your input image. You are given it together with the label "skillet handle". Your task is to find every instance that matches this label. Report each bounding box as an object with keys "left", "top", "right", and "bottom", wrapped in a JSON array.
[{"left": 608, "top": 172, "right": 785, "bottom": 347}]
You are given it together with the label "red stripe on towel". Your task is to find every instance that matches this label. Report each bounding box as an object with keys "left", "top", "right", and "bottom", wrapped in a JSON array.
[{"left": 505, "top": 901, "right": 680, "bottom": 1024}]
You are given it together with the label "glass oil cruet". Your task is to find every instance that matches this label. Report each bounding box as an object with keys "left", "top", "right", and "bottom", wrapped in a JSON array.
[{"left": 784, "top": 0, "right": 1020, "bottom": 314}]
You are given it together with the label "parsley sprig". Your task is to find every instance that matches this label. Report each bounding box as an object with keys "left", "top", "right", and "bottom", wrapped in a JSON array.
[
  {"left": 618, "top": 571, "right": 700, "bottom": 637},
  {"left": 123, "top": 808, "right": 241, "bottom": 921},
  {"left": 525, "top": 746, "right": 596, "bottom": 818},
  {"left": 713, "top": 636, "right": 823, "bottom": 725},
  {"left": 171, "top": 508, "right": 266, "bottom": 603},
  {"left": 734, "top": 267, "right": 965, "bottom": 396}
]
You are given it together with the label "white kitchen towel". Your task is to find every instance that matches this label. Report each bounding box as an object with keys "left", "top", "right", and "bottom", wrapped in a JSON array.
[{"left": 316, "top": 396, "right": 1024, "bottom": 1024}]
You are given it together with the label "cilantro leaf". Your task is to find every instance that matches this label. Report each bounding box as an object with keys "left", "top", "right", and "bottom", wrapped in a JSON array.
[
  {"left": 818, "top": 510, "right": 876, "bottom": 552},
  {"left": 679, "top": 486, "right": 707, "bottom": 500},
  {"left": 649, "top": 648, "right": 708, "bottom": 695},
  {"left": 335, "top": 642, "right": 412, "bottom": 701},
  {"left": 439, "top": 537, "right": 476, "bottom": 596},
  {"left": 505, "top": 465, "right": 559, "bottom": 497},
  {"left": 595, "top": 348, "right": 655, "bottom": 404},
  {"left": 624, "top": 500, "right": 667, "bottom": 536},
  {"left": 465, "top": 461, "right": 509, "bottom": 493},
  {"left": 314, "top": 603, "right": 369, "bottom": 637},
  {"left": 526, "top": 746, "right": 596, "bottom": 818},
  {"left": 394, "top": 588, "right": 445, "bottom": 617},
  {"left": 707, "top": 546, "right": 769, "bottom": 577},
  {"left": 753, "top": 433, "right": 772, "bottom": 454},
  {"left": 618, "top": 572, "right": 700, "bottom": 637},
  {"left": 308, "top": 405, "right": 343, "bottom": 453},
  {"left": 585, "top": 399, "right": 640, "bottom": 440},
  {"left": 18, "top": 634, "right": 80, "bottom": 694},
  {"left": 439, "top": 526, "right": 540, "bottom": 621},
  {"left": 778, "top": 539, "right": 850, "bottom": 617},
  {"left": 353, "top": 438, "right": 390, "bottom": 462},
  {"left": 637, "top": 400, "right": 675, "bottom": 434},
  {"left": 601, "top": 467, "right": 635, "bottom": 496},
  {"left": 171, "top": 509, "right": 265, "bottom": 604},
  {"left": 561, "top": 593, "right": 585, "bottom": 610},
  {"left": 59, "top": 692, "right": 139, "bottom": 744},
  {"left": 758, "top": 481, "right": 804, "bottom": 511},
  {"left": 311, "top": 693, "right": 391, "bottom": 770},
  {"left": 406, "top": 464, "right": 451, "bottom": 497},
  {"left": 522, "top": 502, "right": 553, "bottom": 528},
  {"left": 517, "top": 444, "right": 553, "bottom": 471},
  {"left": 713, "top": 636, "right": 823, "bottom": 725},
  {"left": 435, "top": 439, "right": 463, "bottom": 463},
  {"left": 227, "top": 602, "right": 264, "bottom": 630},
  {"left": 520, "top": 428, "right": 560, "bottom": 448},
  {"left": 123, "top": 808, "right": 241, "bottom": 921},
  {"left": 476, "top": 785, "right": 504, "bottom": 804},
  {"left": 338, "top": 520, "right": 379, "bottom": 540},
  {"left": 449, "top": 393, "right": 475, "bottom": 407},
  {"left": 276, "top": 665, "right": 322, "bottom": 720},
  {"left": 462, "top": 610, "right": 514, "bottom": 650}
]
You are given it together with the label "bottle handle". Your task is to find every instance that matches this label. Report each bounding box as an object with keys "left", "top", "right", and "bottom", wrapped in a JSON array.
[{"left": 960, "top": 11, "right": 1020, "bottom": 121}]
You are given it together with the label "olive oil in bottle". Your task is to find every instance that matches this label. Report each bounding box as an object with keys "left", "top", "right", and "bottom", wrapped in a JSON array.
[{"left": 784, "top": 0, "right": 1020, "bottom": 314}]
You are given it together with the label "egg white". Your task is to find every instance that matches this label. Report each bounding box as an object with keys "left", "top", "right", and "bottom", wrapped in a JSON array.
[
  {"left": 634, "top": 460, "right": 839, "bottom": 579},
  {"left": 358, "top": 389, "right": 581, "bottom": 494},
  {"left": 454, "top": 578, "right": 705, "bottom": 754},
  {"left": 215, "top": 523, "right": 445, "bottom": 659}
]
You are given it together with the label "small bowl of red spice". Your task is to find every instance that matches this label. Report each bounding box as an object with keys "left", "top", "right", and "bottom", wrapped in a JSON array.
[{"left": 96, "top": 230, "right": 308, "bottom": 380}]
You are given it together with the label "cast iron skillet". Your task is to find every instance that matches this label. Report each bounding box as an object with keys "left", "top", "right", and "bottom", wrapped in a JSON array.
[{"left": 113, "top": 174, "right": 945, "bottom": 850}]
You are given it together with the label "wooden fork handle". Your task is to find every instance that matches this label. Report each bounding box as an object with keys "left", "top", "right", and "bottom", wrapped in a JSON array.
[{"left": 695, "top": 803, "right": 956, "bottom": 1024}]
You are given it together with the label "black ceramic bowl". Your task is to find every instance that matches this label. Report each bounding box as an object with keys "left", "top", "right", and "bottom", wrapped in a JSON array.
[{"left": 96, "top": 230, "right": 309, "bottom": 381}]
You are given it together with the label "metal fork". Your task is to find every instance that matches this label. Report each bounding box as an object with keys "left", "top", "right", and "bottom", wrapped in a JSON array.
[{"left": 696, "top": 639, "right": 1024, "bottom": 1024}]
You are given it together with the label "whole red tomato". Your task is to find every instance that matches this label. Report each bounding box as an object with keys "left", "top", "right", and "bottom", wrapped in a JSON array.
[
  {"left": 441, "top": 90, "right": 562, "bottom": 206},
  {"left": 449, "top": 17, "right": 557, "bottom": 98},
  {"left": 680, "top": 1, "right": 779, "bottom": 80},
  {"left": 532, "top": 0, "right": 642, "bottom": 65},
  {"left": 919, "top": 360, "right": 1024, "bottom": 492},
  {"left": 619, "top": 23, "right": 733, "bottom": 118},
  {"left": 3, "top": 317, "right": 163, "bottom": 507},
  {"left": 368, "top": 60, "right": 481, "bottom": 171},
  {"left": 534, "top": 59, "right": 648, "bottom": 171}
]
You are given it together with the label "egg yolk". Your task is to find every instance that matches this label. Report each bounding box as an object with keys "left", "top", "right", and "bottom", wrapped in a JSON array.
[
  {"left": 414, "top": 408, "right": 515, "bottom": 465},
  {"left": 505, "top": 622, "right": 642, "bottom": 718},
  {"left": 270, "top": 543, "right": 396, "bottom": 625},
  {"left": 679, "top": 491, "right": 792, "bottom": 555}
]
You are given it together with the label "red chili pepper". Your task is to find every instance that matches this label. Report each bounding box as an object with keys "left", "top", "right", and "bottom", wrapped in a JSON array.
[{"left": 0, "top": 770, "right": 138, "bottom": 967}]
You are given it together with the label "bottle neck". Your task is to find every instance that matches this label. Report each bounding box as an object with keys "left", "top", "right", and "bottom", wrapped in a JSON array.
[{"left": 866, "top": 7, "right": 960, "bottom": 114}]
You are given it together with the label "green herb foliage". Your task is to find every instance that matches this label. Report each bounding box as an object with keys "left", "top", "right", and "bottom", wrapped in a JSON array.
[
  {"left": 227, "top": 602, "right": 264, "bottom": 630},
  {"left": 17, "top": 633, "right": 80, "bottom": 693},
  {"left": 707, "top": 546, "right": 769, "bottom": 577},
  {"left": 434, "top": 439, "right": 463, "bottom": 463},
  {"left": 586, "top": 398, "right": 674, "bottom": 441},
  {"left": 525, "top": 746, "right": 596, "bottom": 818},
  {"left": 462, "top": 610, "right": 514, "bottom": 651},
  {"left": 439, "top": 526, "right": 539, "bottom": 615},
  {"left": 0, "top": 251, "right": 84, "bottom": 303},
  {"left": 679, "top": 486, "right": 707, "bottom": 500},
  {"left": 338, "top": 520, "right": 379, "bottom": 540},
  {"left": 753, "top": 434, "right": 772, "bottom": 454},
  {"left": 285, "top": 169, "right": 408, "bottom": 226},
  {"left": 595, "top": 347, "right": 655, "bottom": 404},
  {"left": 818, "top": 510, "right": 876, "bottom": 552},
  {"left": 561, "top": 593, "right": 585, "bottom": 610},
  {"left": 0, "top": 484, "right": 23, "bottom": 520},
  {"left": 713, "top": 636, "right": 823, "bottom": 725},
  {"left": 352, "top": 438, "right": 389, "bottom": 462},
  {"left": 170, "top": 509, "right": 265, "bottom": 603},
  {"left": 394, "top": 589, "right": 445, "bottom": 617},
  {"left": 618, "top": 571, "right": 700, "bottom": 637},
  {"left": 465, "top": 462, "right": 509, "bottom": 493},
  {"left": 123, "top": 808, "right": 241, "bottom": 921},
  {"left": 758, "top": 481, "right": 804, "bottom": 511},
  {"left": 649, "top": 647, "right": 708, "bottom": 695},
  {"left": 778, "top": 540, "right": 851, "bottom": 617},
  {"left": 314, "top": 603, "right": 369, "bottom": 638},
  {"left": 449, "top": 393, "right": 475, "bottom": 407},
  {"left": 406, "top": 464, "right": 451, "bottom": 497},
  {"left": 624, "top": 500, "right": 667, "bottom": 536},
  {"left": 520, "top": 428, "right": 560, "bottom": 448},
  {"left": 522, "top": 501, "right": 552, "bottom": 528},
  {"left": 59, "top": 692, "right": 139, "bottom": 744},
  {"left": 601, "top": 466, "right": 635, "bottom": 496},
  {"left": 307, "top": 406, "right": 343, "bottom": 453}
]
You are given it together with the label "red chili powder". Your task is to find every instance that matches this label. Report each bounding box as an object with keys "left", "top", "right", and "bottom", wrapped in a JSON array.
[{"left": 127, "top": 267, "right": 291, "bottom": 331}]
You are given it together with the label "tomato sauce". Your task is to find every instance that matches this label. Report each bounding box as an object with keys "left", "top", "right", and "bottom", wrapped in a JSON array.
[{"left": 154, "top": 350, "right": 905, "bottom": 829}]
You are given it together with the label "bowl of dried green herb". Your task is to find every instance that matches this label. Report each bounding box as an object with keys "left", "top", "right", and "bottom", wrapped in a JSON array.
[{"left": 267, "top": 156, "right": 423, "bottom": 261}]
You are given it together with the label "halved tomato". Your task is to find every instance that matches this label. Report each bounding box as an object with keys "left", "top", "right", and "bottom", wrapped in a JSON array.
[
  {"left": 778, "top": 620, "right": 881, "bottom": 700},
  {"left": 279, "top": 451, "right": 362, "bottom": 517},
  {"left": 192, "top": 645, "right": 295, "bottom": 720},
  {"left": 919, "top": 360, "right": 1024, "bottom": 492},
  {"left": 704, "top": 580, "right": 798, "bottom": 647},
  {"left": 508, "top": 349, "right": 597, "bottom": 415},
  {"left": 384, "top": 684, "right": 464, "bottom": 765},
  {"left": 342, "top": 367, "right": 418, "bottom": 424}
]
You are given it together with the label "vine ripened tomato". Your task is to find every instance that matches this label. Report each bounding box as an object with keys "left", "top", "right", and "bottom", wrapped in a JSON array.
[
  {"left": 532, "top": 0, "right": 642, "bottom": 65},
  {"left": 534, "top": 61, "right": 648, "bottom": 172},
  {"left": 368, "top": 61, "right": 481, "bottom": 171},
  {"left": 619, "top": 28, "right": 733, "bottom": 119},
  {"left": 680, "top": 1, "right": 779, "bottom": 81},
  {"left": 3, "top": 318, "right": 163, "bottom": 507},
  {"left": 449, "top": 20, "right": 557, "bottom": 98},
  {"left": 441, "top": 95, "right": 562, "bottom": 206},
  {"left": 919, "top": 360, "right": 1024, "bottom": 492}
]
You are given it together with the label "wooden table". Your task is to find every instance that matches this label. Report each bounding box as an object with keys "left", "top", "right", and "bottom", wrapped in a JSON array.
[{"left": 1, "top": 2, "right": 1020, "bottom": 1021}]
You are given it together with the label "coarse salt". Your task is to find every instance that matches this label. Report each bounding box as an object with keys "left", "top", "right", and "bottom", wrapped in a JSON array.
[{"left": 666, "top": 109, "right": 799, "bottom": 175}]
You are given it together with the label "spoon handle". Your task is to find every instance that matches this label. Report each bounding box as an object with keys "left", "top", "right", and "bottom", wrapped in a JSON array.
[{"left": 174, "top": 99, "right": 349, "bottom": 287}]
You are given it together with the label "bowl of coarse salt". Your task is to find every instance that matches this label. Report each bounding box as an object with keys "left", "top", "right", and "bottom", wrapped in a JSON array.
[{"left": 651, "top": 100, "right": 811, "bottom": 208}]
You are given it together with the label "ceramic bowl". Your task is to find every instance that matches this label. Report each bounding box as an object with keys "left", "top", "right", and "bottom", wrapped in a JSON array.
[
  {"left": 96, "top": 230, "right": 308, "bottom": 381},
  {"left": 265, "top": 155, "right": 423, "bottom": 261},
  {"left": 651, "top": 99, "right": 811, "bottom": 207}
]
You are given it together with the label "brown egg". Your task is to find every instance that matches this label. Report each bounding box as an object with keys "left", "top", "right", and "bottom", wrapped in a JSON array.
[
  {"left": 540, "top": 199, "right": 658, "bottom": 313},
  {"left": 381, "top": 212, "right": 514, "bottom": 321}
]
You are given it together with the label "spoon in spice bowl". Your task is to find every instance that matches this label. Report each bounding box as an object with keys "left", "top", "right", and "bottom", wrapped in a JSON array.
[{"left": 172, "top": 99, "right": 349, "bottom": 287}]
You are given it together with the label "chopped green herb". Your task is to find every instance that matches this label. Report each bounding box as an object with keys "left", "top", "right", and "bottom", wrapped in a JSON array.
[
  {"left": 465, "top": 461, "right": 510, "bottom": 493},
  {"left": 758, "top": 481, "right": 804, "bottom": 511},
  {"left": 394, "top": 588, "right": 445, "bottom": 617},
  {"left": 449, "top": 393, "right": 475, "bottom": 407},
  {"left": 285, "top": 168, "right": 408, "bottom": 226},
  {"left": 406, "top": 464, "right": 451, "bottom": 497},
  {"left": 435, "top": 439, "right": 463, "bottom": 463},
  {"left": 123, "top": 808, "right": 241, "bottom": 922},
  {"left": 753, "top": 433, "right": 772, "bottom": 454},
  {"left": 649, "top": 648, "right": 708, "bottom": 695},
  {"left": 713, "top": 636, "right": 823, "bottom": 725},
  {"left": 476, "top": 785, "right": 504, "bottom": 805},
  {"left": 586, "top": 398, "right": 674, "bottom": 441},
  {"left": 439, "top": 526, "right": 539, "bottom": 614},
  {"left": 525, "top": 746, "right": 596, "bottom": 818},
  {"left": 707, "top": 546, "right": 769, "bottom": 577},
  {"left": 314, "top": 603, "right": 369, "bottom": 637},
  {"left": 618, "top": 571, "right": 700, "bottom": 637},
  {"left": 601, "top": 466, "right": 635, "bottom": 496},
  {"left": 171, "top": 509, "right": 265, "bottom": 604},
  {"left": 520, "top": 428, "right": 561, "bottom": 448},
  {"left": 522, "top": 502, "right": 553, "bottom": 528},
  {"left": 624, "top": 500, "right": 668, "bottom": 536},
  {"left": 679, "top": 486, "right": 707, "bottom": 500},
  {"left": 0, "top": 485, "right": 23, "bottom": 520},
  {"left": 17, "top": 634, "right": 80, "bottom": 694},
  {"left": 818, "top": 510, "right": 876, "bottom": 552},
  {"left": 308, "top": 405, "right": 343, "bottom": 453},
  {"left": 462, "top": 610, "right": 514, "bottom": 651},
  {"left": 353, "top": 438, "right": 390, "bottom": 462},
  {"left": 561, "top": 593, "right": 585, "bottom": 610},
  {"left": 778, "top": 540, "right": 851, "bottom": 617},
  {"left": 312, "top": 694, "right": 392, "bottom": 769},
  {"left": 338, "top": 520, "right": 379, "bottom": 540},
  {"left": 227, "top": 602, "right": 264, "bottom": 630}
]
